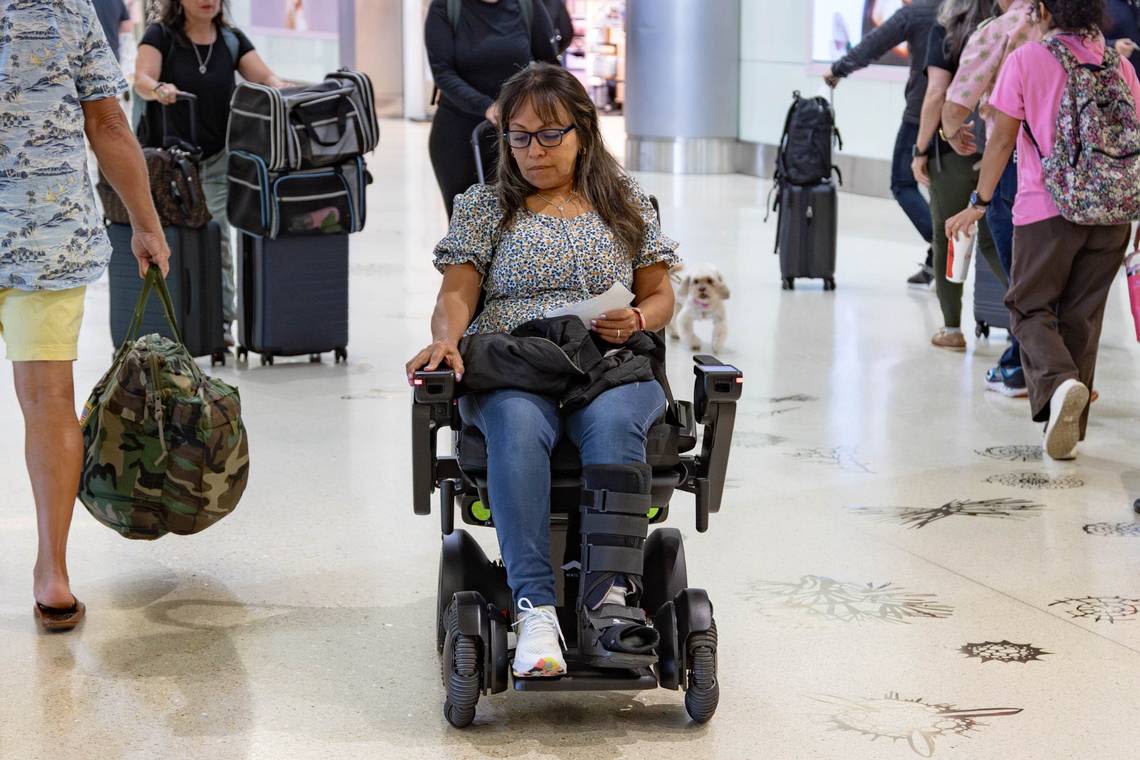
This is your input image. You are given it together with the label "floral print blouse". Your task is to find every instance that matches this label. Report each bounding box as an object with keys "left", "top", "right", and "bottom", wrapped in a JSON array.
[{"left": 433, "top": 178, "right": 680, "bottom": 335}]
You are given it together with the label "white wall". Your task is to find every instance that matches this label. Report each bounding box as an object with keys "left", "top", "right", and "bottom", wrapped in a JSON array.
[
  {"left": 738, "top": 0, "right": 908, "bottom": 163},
  {"left": 227, "top": 0, "right": 341, "bottom": 84}
]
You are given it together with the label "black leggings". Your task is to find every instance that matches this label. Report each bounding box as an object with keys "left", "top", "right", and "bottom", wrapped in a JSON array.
[{"left": 429, "top": 104, "right": 499, "bottom": 219}]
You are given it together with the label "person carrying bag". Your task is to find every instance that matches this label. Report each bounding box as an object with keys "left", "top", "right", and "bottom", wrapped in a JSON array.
[{"left": 79, "top": 267, "right": 250, "bottom": 540}]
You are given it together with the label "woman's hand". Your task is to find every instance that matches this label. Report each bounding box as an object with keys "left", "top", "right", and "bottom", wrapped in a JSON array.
[
  {"left": 485, "top": 102, "right": 500, "bottom": 127},
  {"left": 406, "top": 339, "right": 464, "bottom": 384},
  {"left": 945, "top": 205, "right": 986, "bottom": 243},
  {"left": 153, "top": 82, "right": 179, "bottom": 105},
  {"left": 911, "top": 154, "right": 930, "bottom": 187},
  {"left": 592, "top": 308, "right": 641, "bottom": 345},
  {"left": 947, "top": 121, "right": 978, "bottom": 156}
]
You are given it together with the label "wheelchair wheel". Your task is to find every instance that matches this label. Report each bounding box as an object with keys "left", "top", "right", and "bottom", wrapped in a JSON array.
[
  {"left": 442, "top": 601, "right": 482, "bottom": 728},
  {"left": 684, "top": 620, "right": 719, "bottom": 724}
]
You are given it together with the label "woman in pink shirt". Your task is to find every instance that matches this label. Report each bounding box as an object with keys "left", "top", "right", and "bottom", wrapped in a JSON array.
[{"left": 947, "top": 0, "right": 1140, "bottom": 461}]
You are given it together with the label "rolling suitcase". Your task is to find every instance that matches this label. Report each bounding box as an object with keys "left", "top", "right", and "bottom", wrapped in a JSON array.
[
  {"left": 775, "top": 182, "right": 837, "bottom": 291},
  {"left": 237, "top": 233, "right": 349, "bottom": 366},
  {"left": 973, "top": 257, "right": 1011, "bottom": 338},
  {"left": 107, "top": 222, "right": 227, "bottom": 366}
]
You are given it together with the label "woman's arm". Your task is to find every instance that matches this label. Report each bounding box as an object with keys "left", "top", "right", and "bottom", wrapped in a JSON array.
[
  {"left": 405, "top": 263, "right": 483, "bottom": 381},
  {"left": 237, "top": 50, "right": 287, "bottom": 88},
  {"left": 912, "top": 66, "right": 950, "bottom": 186},
  {"left": 944, "top": 111, "right": 1019, "bottom": 241},
  {"left": 631, "top": 264, "right": 675, "bottom": 333},
  {"left": 133, "top": 43, "right": 168, "bottom": 101}
]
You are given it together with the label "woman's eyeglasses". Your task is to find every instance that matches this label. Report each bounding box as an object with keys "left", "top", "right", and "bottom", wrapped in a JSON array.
[{"left": 503, "top": 125, "right": 576, "bottom": 149}]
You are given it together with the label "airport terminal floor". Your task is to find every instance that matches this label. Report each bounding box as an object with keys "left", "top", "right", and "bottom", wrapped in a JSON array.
[{"left": 3, "top": 118, "right": 1140, "bottom": 760}]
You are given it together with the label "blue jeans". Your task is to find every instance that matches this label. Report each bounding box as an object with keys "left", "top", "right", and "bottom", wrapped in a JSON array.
[
  {"left": 892, "top": 120, "right": 933, "bottom": 245},
  {"left": 459, "top": 381, "right": 668, "bottom": 608},
  {"left": 986, "top": 159, "right": 1023, "bottom": 370}
]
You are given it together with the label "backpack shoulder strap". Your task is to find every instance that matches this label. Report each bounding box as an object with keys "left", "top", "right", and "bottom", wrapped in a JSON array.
[
  {"left": 1042, "top": 36, "right": 1081, "bottom": 73},
  {"left": 448, "top": 0, "right": 461, "bottom": 31},
  {"left": 519, "top": 0, "right": 533, "bottom": 30},
  {"left": 221, "top": 27, "right": 240, "bottom": 68}
]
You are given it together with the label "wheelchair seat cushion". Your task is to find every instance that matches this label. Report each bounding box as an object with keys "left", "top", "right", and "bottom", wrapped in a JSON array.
[{"left": 457, "top": 418, "right": 695, "bottom": 474}]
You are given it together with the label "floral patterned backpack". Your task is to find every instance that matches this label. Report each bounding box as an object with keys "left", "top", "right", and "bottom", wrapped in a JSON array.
[{"left": 1024, "top": 37, "right": 1140, "bottom": 226}]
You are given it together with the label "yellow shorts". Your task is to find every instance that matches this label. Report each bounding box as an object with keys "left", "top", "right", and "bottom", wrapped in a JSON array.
[{"left": 0, "top": 286, "right": 87, "bottom": 362}]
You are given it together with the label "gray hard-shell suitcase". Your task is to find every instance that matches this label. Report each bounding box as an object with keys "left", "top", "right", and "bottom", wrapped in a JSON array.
[
  {"left": 236, "top": 233, "right": 349, "bottom": 365},
  {"left": 107, "top": 222, "right": 227, "bottom": 366},
  {"left": 973, "top": 255, "right": 1011, "bottom": 337},
  {"left": 775, "top": 182, "right": 838, "bottom": 290}
]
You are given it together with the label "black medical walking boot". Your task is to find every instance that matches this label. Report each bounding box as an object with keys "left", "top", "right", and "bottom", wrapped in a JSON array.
[{"left": 577, "top": 463, "right": 661, "bottom": 669}]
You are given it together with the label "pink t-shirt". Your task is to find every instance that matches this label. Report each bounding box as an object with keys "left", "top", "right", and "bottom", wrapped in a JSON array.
[{"left": 989, "top": 33, "right": 1140, "bottom": 226}]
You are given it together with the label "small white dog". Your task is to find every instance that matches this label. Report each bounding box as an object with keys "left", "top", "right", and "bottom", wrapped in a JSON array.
[{"left": 667, "top": 263, "right": 730, "bottom": 353}]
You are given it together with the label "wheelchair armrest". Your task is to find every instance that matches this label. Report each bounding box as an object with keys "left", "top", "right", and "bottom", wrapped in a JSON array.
[
  {"left": 683, "top": 355, "right": 742, "bottom": 531},
  {"left": 412, "top": 370, "right": 461, "bottom": 517}
]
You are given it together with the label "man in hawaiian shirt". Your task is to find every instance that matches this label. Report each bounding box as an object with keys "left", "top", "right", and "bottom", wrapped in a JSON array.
[
  {"left": 941, "top": 0, "right": 1041, "bottom": 399},
  {"left": 1, "top": 0, "right": 169, "bottom": 631}
]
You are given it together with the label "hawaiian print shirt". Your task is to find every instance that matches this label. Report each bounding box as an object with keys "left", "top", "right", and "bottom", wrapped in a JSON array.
[
  {"left": 0, "top": 0, "right": 127, "bottom": 291},
  {"left": 945, "top": 0, "right": 1042, "bottom": 135}
]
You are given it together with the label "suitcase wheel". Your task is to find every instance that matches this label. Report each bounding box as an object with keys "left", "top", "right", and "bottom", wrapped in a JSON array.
[
  {"left": 211, "top": 351, "right": 227, "bottom": 368},
  {"left": 261, "top": 354, "right": 274, "bottom": 367},
  {"left": 237, "top": 347, "right": 249, "bottom": 362},
  {"left": 335, "top": 348, "right": 348, "bottom": 364},
  {"left": 823, "top": 278, "right": 837, "bottom": 292},
  {"left": 781, "top": 278, "right": 795, "bottom": 291},
  {"left": 310, "top": 354, "right": 321, "bottom": 364},
  {"left": 976, "top": 322, "right": 991, "bottom": 339}
]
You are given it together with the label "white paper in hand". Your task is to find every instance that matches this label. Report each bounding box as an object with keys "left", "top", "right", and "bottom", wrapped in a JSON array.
[{"left": 545, "top": 282, "right": 635, "bottom": 328}]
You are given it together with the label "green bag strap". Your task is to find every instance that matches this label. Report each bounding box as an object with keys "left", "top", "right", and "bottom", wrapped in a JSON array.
[{"left": 123, "top": 266, "right": 184, "bottom": 348}]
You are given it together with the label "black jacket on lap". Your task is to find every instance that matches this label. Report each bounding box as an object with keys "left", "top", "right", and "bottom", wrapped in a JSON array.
[{"left": 459, "top": 316, "right": 669, "bottom": 411}]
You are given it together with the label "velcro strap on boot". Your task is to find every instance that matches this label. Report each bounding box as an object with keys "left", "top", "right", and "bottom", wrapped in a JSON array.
[
  {"left": 581, "top": 489, "right": 653, "bottom": 515},
  {"left": 583, "top": 545, "right": 644, "bottom": 577},
  {"left": 581, "top": 512, "right": 648, "bottom": 540}
]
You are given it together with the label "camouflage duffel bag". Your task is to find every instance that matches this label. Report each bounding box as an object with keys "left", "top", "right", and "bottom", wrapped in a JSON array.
[{"left": 79, "top": 268, "right": 250, "bottom": 540}]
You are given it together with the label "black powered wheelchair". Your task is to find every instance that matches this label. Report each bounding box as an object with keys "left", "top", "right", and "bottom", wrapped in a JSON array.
[{"left": 411, "top": 344, "right": 743, "bottom": 727}]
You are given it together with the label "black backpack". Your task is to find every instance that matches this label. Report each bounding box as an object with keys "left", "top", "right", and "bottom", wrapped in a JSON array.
[{"left": 774, "top": 91, "right": 842, "bottom": 187}]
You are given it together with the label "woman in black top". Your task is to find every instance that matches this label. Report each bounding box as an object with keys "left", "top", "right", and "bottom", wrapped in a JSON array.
[
  {"left": 425, "top": 0, "right": 559, "bottom": 218},
  {"left": 910, "top": 0, "right": 1003, "bottom": 350},
  {"left": 134, "top": 0, "right": 286, "bottom": 340}
]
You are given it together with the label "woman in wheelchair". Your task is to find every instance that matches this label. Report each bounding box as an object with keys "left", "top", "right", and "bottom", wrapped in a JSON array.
[{"left": 405, "top": 63, "right": 679, "bottom": 678}]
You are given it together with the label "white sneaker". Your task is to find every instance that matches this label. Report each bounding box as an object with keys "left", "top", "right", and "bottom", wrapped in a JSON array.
[
  {"left": 1043, "top": 379, "right": 1089, "bottom": 461},
  {"left": 512, "top": 599, "right": 566, "bottom": 678}
]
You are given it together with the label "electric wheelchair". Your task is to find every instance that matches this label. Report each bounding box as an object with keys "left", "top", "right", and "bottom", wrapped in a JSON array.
[{"left": 411, "top": 344, "right": 743, "bottom": 727}]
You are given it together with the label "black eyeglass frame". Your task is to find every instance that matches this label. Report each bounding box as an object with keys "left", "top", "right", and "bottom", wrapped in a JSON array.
[{"left": 502, "top": 125, "right": 577, "bottom": 149}]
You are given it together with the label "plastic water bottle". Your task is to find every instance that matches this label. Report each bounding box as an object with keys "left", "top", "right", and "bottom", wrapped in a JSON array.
[
  {"left": 1127, "top": 251, "right": 1140, "bottom": 343},
  {"left": 946, "top": 230, "right": 975, "bottom": 284}
]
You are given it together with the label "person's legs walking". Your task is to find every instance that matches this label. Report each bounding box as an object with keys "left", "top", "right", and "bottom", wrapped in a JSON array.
[
  {"left": 985, "top": 160, "right": 1025, "bottom": 394},
  {"left": 200, "top": 151, "right": 236, "bottom": 332},
  {"left": 1053, "top": 223, "right": 1130, "bottom": 438},
  {"left": 929, "top": 152, "right": 984, "bottom": 346},
  {"left": 891, "top": 121, "right": 934, "bottom": 287},
  {"left": 0, "top": 286, "right": 88, "bottom": 623},
  {"left": 429, "top": 105, "right": 485, "bottom": 219}
]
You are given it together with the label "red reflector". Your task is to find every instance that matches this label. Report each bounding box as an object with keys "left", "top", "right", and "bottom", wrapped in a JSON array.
[{"left": 413, "top": 378, "right": 424, "bottom": 386}]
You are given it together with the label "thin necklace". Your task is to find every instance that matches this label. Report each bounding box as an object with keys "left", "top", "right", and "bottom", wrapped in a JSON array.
[
  {"left": 535, "top": 190, "right": 579, "bottom": 218},
  {"left": 191, "top": 33, "right": 215, "bottom": 74}
]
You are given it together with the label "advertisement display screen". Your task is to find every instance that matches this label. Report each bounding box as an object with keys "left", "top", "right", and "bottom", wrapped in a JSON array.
[
  {"left": 250, "top": 0, "right": 339, "bottom": 37},
  {"left": 812, "top": 0, "right": 911, "bottom": 66}
]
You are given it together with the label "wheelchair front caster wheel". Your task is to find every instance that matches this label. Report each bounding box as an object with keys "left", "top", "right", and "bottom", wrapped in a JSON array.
[
  {"left": 781, "top": 278, "right": 794, "bottom": 291},
  {"left": 442, "top": 602, "right": 481, "bottom": 728},
  {"left": 684, "top": 621, "right": 719, "bottom": 724}
]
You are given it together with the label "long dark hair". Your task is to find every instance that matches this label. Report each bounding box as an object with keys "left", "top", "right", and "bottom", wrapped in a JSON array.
[
  {"left": 1033, "top": 0, "right": 1108, "bottom": 36},
  {"left": 938, "top": 0, "right": 993, "bottom": 63},
  {"left": 157, "top": 0, "right": 232, "bottom": 44},
  {"left": 493, "top": 63, "right": 646, "bottom": 257}
]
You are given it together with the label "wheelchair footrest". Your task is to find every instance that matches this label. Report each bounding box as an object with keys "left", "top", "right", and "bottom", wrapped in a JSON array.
[{"left": 513, "top": 660, "right": 659, "bottom": 692}]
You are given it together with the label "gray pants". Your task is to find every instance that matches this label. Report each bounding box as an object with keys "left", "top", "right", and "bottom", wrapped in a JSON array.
[{"left": 200, "top": 151, "right": 236, "bottom": 325}]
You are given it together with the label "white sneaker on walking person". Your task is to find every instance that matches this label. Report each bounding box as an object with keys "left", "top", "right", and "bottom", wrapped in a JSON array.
[
  {"left": 1043, "top": 379, "right": 1089, "bottom": 461},
  {"left": 512, "top": 599, "right": 567, "bottom": 678}
]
